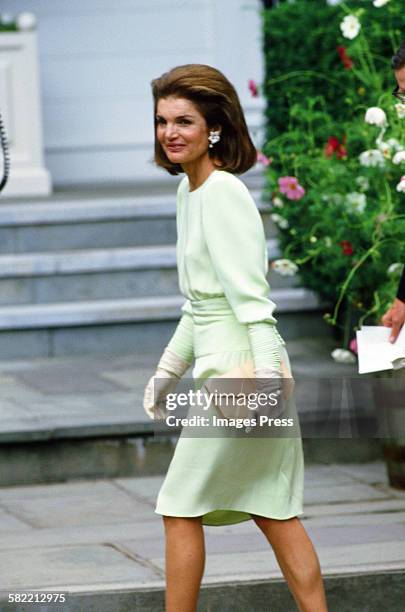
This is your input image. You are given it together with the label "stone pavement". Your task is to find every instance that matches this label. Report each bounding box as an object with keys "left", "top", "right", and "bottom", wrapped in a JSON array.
[{"left": 0, "top": 461, "right": 404, "bottom": 611}]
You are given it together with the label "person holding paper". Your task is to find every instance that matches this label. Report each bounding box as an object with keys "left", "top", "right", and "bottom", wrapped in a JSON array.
[
  {"left": 382, "top": 274, "right": 405, "bottom": 344},
  {"left": 381, "top": 42, "right": 405, "bottom": 344}
]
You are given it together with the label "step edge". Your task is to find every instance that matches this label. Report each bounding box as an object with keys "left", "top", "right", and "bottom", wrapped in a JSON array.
[
  {"left": 0, "top": 240, "right": 280, "bottom": 277},
  {"left": 0, "top": 190, "right": 270, "bottom": 226},
  {"left": 0, "top": 289, "right": 322, "bottom": 330}
]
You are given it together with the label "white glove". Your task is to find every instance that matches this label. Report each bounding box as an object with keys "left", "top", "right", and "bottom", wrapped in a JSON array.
[
  {"left": 143, "top": 347, "right": 191, "bottom": 420},
  {"left": 253, "top": 366, "right": 295, "bottom": 419}
]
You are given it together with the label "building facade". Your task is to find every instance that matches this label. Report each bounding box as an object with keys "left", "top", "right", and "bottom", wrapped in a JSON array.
[{"left": 1, "top": 0, "right": 265, "bottom": 187}]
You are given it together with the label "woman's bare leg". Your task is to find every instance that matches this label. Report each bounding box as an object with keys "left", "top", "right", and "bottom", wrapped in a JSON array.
[
  {"left": 163, "top": 515, "right": 205, "bottom": 612},
  {"left": 251, "top": 514, "right": 327, "bottom": 612}
]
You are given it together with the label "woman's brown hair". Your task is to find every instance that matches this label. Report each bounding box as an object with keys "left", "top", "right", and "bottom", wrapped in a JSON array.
[{"left": 151, "top": 64, "right": 257, "bottom": 175}]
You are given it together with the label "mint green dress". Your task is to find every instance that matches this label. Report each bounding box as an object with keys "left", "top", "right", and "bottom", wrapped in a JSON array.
[{"left": 154, "top": 170, "right": 304, "bottom": 526}]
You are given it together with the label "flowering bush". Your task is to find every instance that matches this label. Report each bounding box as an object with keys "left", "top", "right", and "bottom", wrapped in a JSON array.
[{"left": 261, "top": 0, "right": 405, "bottom": 353}]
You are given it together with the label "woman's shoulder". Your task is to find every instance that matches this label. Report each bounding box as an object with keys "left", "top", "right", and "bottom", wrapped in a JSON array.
[
  {"left": 204, "top": 170, "right": 255, "bottom": 205},
  {"left": 209, "top": 170, "right": 248, "bottom": 190}
]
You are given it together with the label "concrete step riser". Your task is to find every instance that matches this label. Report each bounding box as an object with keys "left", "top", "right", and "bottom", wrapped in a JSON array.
[
  {"left": 26, "top": 572, "right": 399, "bottom": 612},
  {"left": 0, "top": 219, "right": 178, "bottom": 254},
  {"left": 0, "top": 571, "right": 403, "bottom": 612},
  {"left": 0, "top": 269, "right": 297, "bottom": 306},
  {"left": 0, "top": 436, "right": 383, "bottom": 488},
  {"left": 0, "top": 311, "right": 328, "bottom": 361},
  {"left": 0, "top": 214, "right": 277, "bottom": 254}
]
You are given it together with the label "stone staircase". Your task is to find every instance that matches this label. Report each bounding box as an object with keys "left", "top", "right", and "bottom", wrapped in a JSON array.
[{"left": 0, "top": 178, "right": 327, "bottom": 360}]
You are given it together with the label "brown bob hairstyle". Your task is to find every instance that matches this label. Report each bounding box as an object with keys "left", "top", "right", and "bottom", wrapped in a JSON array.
[{"left": 151, "top": 64, "right": 257, "bottom": 175}]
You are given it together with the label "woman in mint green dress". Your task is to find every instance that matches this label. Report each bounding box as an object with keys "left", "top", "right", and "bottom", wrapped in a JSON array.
[{"left": 143, "top": 64, "right": 327, "bottom": 612}]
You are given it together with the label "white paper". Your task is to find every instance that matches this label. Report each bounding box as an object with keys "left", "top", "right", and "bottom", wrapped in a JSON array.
[{"left": 356, "top": 325, "right": 405, "bottom": 374}]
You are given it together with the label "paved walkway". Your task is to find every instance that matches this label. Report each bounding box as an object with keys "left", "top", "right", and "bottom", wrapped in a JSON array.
[{"left": 0, "top": 462, "right": 404, "bottom": 598}]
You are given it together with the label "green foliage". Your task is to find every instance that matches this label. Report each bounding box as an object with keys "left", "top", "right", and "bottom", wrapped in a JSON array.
[
  {"left": 0, "top": 24, "right": 17, "bottom": 33},
  {"left": 263, "top": 0, "right": 403, "bottom": 142},
  {"left": 261, "top": 0, "right": 405, "bottom": 344}
]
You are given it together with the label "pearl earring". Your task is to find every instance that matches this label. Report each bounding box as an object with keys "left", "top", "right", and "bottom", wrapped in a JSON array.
[{"left": 208, "top": 130, "right": 221, "bottom": 148}]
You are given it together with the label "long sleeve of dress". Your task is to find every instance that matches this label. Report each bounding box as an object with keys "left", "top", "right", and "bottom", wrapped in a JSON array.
[
  {"left": 166, "top": 309, "right": 194, "bottom": 365},
  {"left": 201, "top": 174, "right": 284, "bottom": 372},
  {"left": 246, "top": 322, "right": 282, "bottom": 372},
  {"left": 201, "top": 175, "right": 278, "bottom": 325}
]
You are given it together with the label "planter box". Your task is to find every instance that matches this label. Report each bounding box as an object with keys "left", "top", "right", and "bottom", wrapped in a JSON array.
[{"left": 0, "top": 30, "right": 51, "bottom": 197}]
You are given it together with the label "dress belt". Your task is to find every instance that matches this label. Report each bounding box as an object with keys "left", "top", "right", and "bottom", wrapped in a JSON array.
[
  {"left": 189, "top": 296, "right": 251, "bottom": 357},
  {"left": 189, "top": 296, "right": 233, "bottom": 315}
]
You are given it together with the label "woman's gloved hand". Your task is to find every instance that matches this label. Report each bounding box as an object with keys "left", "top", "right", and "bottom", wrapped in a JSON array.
[
  {"left": 143, "top": 347, "right": 191, "bottom": 420},
  {"left": 253, "top": 365, "right": 295, "bottom": 419}
]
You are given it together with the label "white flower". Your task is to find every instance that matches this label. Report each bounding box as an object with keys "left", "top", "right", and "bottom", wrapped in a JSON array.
[
  {"left": 324, "top": 237, "right": 332, "bottom": 248},
  {"left": 346, "top": 192, "right": 367, "bottom": 214},
  {"left": 387, "top": 263, "right": 404, "bottom": 276},
  {"left": 373, "top": 0, "right": 390, "bottom": 6},
  {"left": 271, "top": 213, "right": 289, "bottom": 229},
  {"left": 325, "top": 193, "right": 343, "bottom": 205},
  {"left": 16, "top": 12, "right": 37, "bottom": 31},
  {"left": 376, "top": 213, "right": 388, "bottom": 223},
  {"left": 387, "top": 138, "right": 402, "bottom": 152},
  {"left": 396, "top": 176, "right": 405, "bottom": 192},
  {"left": 340, "top": 15, "right": 361, "bottom": 40},
  {"left": 272, "top": 259, "right": 298, "bottom": 276},
  {"left": 378, "top": 141, "right": 392, "bottom": 159},
  {"left": 355, "top": 176, "right": 370, "bottom": 192},
  {"left": 359, "top": 149, "right": 385, "bottom": 167},
  {"left": 331, "top": 348, "right": 356, "bottom": 364},
  {"left": 272, "top": 196, "right": 284, "bottom": 208},
  {"left": 392, "top": 151, "right": 405, "bottom": 165},
  {"left": 395, "top": 103, "right": 405, "bottom": 119},
  {"left": 365, "top": 107, "right": 387, "bottom": 128}
]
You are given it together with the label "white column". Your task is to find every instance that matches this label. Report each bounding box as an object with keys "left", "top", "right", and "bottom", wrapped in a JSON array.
[
  {"left": 0, "top": 30, "right": 51, "bottom": 197},
  {"left": 210, "top": 0, "right": 266, "bottom": 149}
]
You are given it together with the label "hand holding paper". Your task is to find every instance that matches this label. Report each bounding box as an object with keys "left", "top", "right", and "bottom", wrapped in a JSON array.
[{"left": 356, "top": 325, "right": 405, "bottom": 374}]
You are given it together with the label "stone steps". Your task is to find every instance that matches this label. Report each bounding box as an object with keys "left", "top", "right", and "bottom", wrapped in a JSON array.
[
  {"left": 0, "top": 183, "right": 328, "bottom": 359},
  {"left": 0, "top": 190, "right": 277, "bottom": 254},
  {"left": 0, "top": 290, "right": 321, "bottom": 330},
  {"left": 0, "top": 289, "right": 325, "bottom": 360},
  {"left": 0, "top": 239, "right": 297, "bottom": 306}
]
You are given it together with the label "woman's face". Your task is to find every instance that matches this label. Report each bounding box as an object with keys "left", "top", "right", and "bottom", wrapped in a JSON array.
[{"left": 156, "top": 96, "right": 213, "bottom": 168}]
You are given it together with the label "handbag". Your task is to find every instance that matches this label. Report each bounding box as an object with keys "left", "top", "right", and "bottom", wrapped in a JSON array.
[{"left": 202, "top": 358, "right": 294, "bottom": 420}]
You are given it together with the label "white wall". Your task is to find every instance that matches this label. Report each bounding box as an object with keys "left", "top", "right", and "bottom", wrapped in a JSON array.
[{"left": 0, "top": 0, "right": 265, "bottom": 186}]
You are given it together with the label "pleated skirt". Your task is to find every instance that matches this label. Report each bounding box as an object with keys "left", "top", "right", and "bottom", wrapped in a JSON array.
[{"left": 154, "top": 297, "right": 304, "bottom": 526}]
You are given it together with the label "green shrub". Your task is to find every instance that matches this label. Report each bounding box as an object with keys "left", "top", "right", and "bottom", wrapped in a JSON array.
[{"left": 261, "top": 0, "right": 405, "bottom": 347}]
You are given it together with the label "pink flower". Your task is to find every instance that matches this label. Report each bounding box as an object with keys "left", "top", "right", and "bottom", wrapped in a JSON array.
[
  {"left": 248, "top": 79, "right": 259, "bottom": 97},
  {"left": 349, "top": 338, "right": 358, "bottom": 354},
  {"left": 278, "top": 176, "right": 305, "bottom": 200},
  {"left": 256, "top": 150, "right": 272, "bottom": 167}
]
